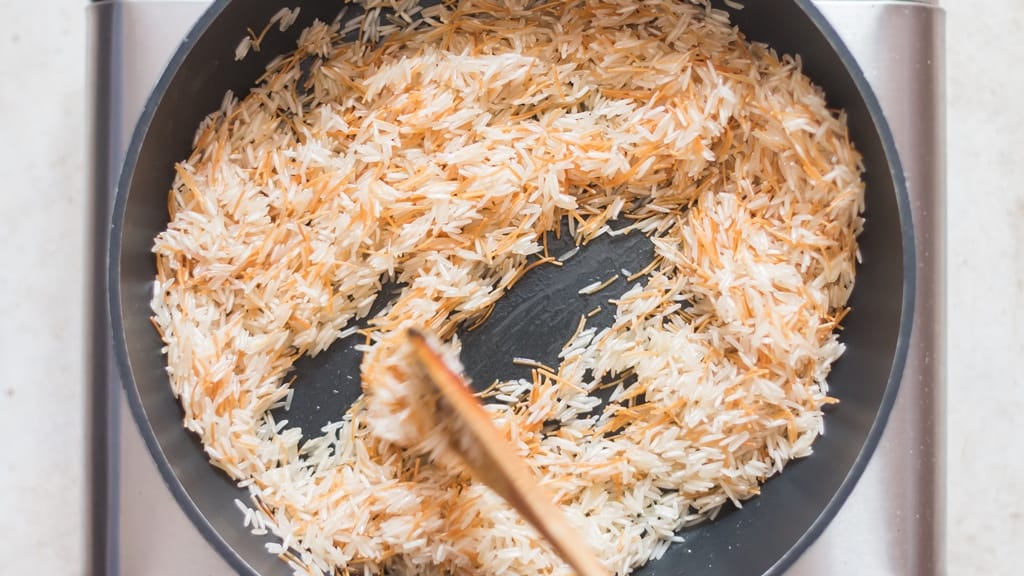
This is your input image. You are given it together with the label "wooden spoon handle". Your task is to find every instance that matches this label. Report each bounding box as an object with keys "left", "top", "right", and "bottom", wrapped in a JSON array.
[{"left": 408, "top": 329, "right": 610, "bottom": 576}]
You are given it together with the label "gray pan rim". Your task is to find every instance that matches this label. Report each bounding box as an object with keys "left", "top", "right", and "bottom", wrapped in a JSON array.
[{"left": 108, "top": 1, "right": 916, "bottom": 574}]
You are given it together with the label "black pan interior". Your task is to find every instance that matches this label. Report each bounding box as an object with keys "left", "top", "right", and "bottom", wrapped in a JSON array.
[{"left": 110, "top": 1, "right": 913, "bottom": 574}]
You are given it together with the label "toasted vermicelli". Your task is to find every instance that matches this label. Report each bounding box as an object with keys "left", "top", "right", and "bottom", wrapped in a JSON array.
[{"left": 150, "top": 1, "right": 864, "bottom": 574}]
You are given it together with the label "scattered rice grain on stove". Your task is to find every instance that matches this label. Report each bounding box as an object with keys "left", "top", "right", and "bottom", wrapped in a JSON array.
[{"left": 151, "top": 0, "right": 864, "bottom": 574}]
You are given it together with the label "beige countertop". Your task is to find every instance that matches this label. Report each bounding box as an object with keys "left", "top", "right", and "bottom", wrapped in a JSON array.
[{"left": 0, "top": 1, "right": 1017, "bottom": 574}]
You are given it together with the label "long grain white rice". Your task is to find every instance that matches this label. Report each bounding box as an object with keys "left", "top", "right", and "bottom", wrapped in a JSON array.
[{"left": 150, "top": 0, "right": 865, "bottom": 574}]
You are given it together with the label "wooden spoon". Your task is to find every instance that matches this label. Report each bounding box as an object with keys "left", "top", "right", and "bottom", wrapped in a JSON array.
[{"left": 407, "top": 329, "right": 610, "bottom": 576}]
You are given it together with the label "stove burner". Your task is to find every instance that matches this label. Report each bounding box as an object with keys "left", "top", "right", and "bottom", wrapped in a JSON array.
[{"left": 87, "top": 2, "right": 944, "bottom": 574}]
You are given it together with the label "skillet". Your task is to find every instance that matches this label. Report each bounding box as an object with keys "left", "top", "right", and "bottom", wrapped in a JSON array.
[{"left": 109, "top": 1, "right": 914, "bottom": 574}]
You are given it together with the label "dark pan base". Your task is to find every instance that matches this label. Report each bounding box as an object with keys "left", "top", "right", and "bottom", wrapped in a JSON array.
[{"left": 110, "top": 1, "right": 913, "bottom": 574}]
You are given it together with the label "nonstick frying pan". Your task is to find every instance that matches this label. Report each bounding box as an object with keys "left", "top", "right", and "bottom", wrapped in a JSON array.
[{"left": 109, "top": 1, "right": 914, "bottom": 574}]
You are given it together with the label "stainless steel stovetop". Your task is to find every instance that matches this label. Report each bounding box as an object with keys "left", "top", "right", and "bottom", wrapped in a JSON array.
[{"left": 86, "top": 2, "right": 946, "bottom": 574}]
